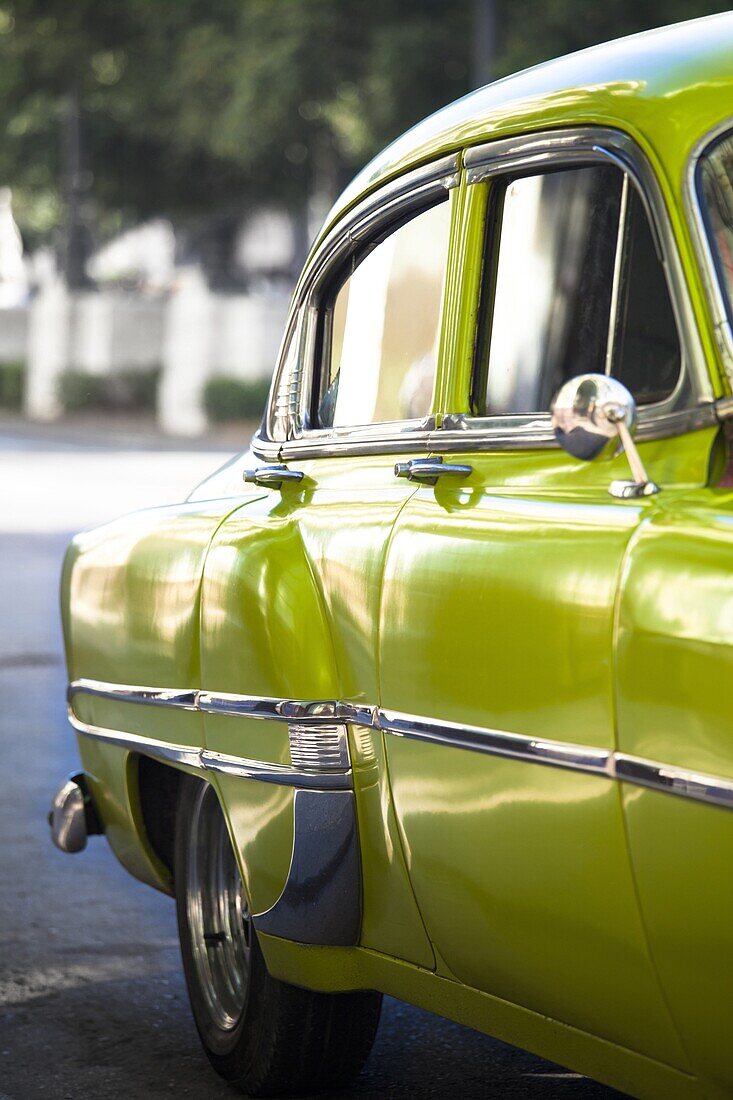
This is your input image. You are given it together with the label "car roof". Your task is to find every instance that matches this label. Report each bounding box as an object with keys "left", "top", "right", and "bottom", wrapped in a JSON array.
[{"left": 316, "top": 12, "right": 733, "bottom": 249}]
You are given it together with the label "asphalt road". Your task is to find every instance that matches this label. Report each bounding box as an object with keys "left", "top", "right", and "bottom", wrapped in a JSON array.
[{"left": 0, "top": 423, "right": 621, "bottom": 1100}]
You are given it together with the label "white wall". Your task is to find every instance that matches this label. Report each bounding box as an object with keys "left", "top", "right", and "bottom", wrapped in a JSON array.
[
  {"left": 158, "top": 275, "right": 290, "bottom": 435},
  {"left": 15, "top": 278, "right": 291, "bottom": 433},
  {"left": 0, "top": 306, "right": 27, "bottom": 363}
]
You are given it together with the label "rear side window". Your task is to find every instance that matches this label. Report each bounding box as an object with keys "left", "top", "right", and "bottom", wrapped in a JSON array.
[
  {"left": 317, "top": 199, "right": 451, "bottom": 428},
  {"left": 473, "top": 164, "right": 681, "bottom": 416}
]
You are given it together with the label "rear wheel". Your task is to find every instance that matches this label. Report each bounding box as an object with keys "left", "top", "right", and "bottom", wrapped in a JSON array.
[{"left": 174, "top": 776, "right": 382, "bottom": 1096}]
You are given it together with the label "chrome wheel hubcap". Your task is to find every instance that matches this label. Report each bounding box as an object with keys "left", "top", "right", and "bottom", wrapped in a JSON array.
[{"left": 186, "top": 784, "right": 251, "bottom": 1031}]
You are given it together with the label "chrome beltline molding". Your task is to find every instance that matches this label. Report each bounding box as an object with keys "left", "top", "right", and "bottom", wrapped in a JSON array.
[{"left": 68, "top": 679, "right": 733, "bottom": 810}]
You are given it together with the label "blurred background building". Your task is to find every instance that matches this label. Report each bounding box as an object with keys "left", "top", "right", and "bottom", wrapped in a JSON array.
[{"left": 0, "top": 0, "right": 727, "bottom": 438}]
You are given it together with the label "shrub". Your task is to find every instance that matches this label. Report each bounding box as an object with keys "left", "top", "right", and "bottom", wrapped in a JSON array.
[
  {"left": 203, "top": 376, "right": 270, "bottom": 422},
  {"left": 58, "top": 371, "right": 108, "bottom": 412},
  {"left": 106, "top": 368, "right": 160, "bottom": 411},
  {"left": 0, "top": 361, "right": 24, "bottom": 409},
  {"left": 58, "top": 367, "right": 160, "bottom": 413}
]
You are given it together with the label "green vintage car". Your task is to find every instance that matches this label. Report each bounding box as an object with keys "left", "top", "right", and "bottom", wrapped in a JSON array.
[{"left": 50, "top": 13, "right": 733, "bottom": 1099}]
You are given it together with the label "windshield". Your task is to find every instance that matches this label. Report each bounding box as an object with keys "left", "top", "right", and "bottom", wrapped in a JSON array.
[{"left": 698, "top": 132, "right": 733, "bottom": 320}]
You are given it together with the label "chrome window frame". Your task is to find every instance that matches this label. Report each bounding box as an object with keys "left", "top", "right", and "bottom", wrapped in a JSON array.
[
  {"left": 442, "top": 126, "right": 714, "bottom": 451},
  {"left": 253, "top": 154, "right": 460, "bottom": 461},
  {"left": 253, "top": 127, "right": 715, "bottom": 463},
  {"left": 686, "top": 117, "right": 733, "bottom": 392}
]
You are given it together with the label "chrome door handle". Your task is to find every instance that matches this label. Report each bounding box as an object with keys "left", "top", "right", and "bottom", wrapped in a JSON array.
[
  {"left": 394, "top": 457, "right": 473, "bottom": 485},
  {"left": 243, "top": 464, "right": 305, "bottom": 488}
]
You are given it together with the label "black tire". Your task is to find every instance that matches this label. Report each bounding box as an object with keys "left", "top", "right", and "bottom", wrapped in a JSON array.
[{"left": 174, "top": 775, "right": 382, "bottom": 1096}]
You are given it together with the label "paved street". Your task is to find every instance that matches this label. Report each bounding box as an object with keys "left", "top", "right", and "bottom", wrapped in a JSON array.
[{"left": 0, "top": 424, "right": 620, "bottom": 1099}]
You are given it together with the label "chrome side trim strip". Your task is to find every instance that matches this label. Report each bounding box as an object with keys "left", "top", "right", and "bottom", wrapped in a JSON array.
[
  {"left": 198, "top": 690, "right": 338, "bottom": 722},
  {"left": 377, "top": 708, "right": 613, "bottom": 777},
  {"left": 614, "top": 754, "right": 733, "bottom": 812},
  {"left": 69, "top": 678, "right": 733, "bottom": 811}
]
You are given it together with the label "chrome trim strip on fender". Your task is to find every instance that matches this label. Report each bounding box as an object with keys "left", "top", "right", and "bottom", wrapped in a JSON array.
[
  {"left": 200, "top": 749, "right": 351, "bottom": 790},
  {"left": 69, "top": 680, "right": 340, "bottom": 723},
  {"left": 68, "top": 690, "right": 352, "bottom": 790},
  {"left": 253, "top": 789, "right": 362, "bottom": 946},
  {"left": 68, "top": 678, "right": 733, "bottom": 811},
  {"left": 68, "top": 706, "right": 204, "bottom": 769},
  {"left": 71, "top": 677, "right": 199, "bottom": 710}
]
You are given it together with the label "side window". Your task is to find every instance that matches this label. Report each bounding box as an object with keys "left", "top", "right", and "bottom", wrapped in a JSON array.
[
  {"left": 317, "top": 200, "right": 451, "bottom": 428},
  {"left": 473, "top": 164, "right": 681, "bottom": 417}
]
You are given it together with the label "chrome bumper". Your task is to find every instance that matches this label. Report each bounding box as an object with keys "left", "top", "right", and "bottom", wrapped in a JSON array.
[{"left": 48, "top": 772, "right": 103, "bottom": 853}]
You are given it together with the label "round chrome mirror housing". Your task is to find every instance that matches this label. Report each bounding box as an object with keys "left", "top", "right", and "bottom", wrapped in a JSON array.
[{"left": 550, "top": 374, "right": 637, "bottom": 461}]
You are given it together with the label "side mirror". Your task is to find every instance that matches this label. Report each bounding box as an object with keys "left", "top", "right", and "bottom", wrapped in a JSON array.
[{"left": 550, "top": 374, "right": 660, "bottom": 498}]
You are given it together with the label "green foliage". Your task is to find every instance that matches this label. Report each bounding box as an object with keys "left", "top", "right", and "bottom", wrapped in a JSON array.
[
  {"left": 203, "top": 376, "right": 270, "bottom": 423},
  {"left": 58, "top": 367, "right": 160, "bottom": 412},
  {"left": 496, "top": 0, "right": 728, "bottom": 76},
  {"left": 0, "top": 0, "right": 472, "bottom": 247},
  {"left": 0, "top": 360, "right": 24, "bottom": 409},
  {"left": 0, "top": 0, "right": 728, "bottom": 252},
  {"left": 58, "top": 371, "right": 107, "bottom": 412}
]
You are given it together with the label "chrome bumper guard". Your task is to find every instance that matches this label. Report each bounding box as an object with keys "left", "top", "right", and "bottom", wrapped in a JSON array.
[{"left": 48, "top": 772, "right": 103, "bottom": 853}]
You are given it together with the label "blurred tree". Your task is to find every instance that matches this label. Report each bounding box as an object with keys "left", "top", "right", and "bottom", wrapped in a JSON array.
[
  {"left": 496, "top": 0, "right": 729, "bottom": 76},
  {"left": 0, "top": 0, "right": 727, "bottom": 284},
  {"left": 0, "top": 0, "right": 471, "bottom": 283}
]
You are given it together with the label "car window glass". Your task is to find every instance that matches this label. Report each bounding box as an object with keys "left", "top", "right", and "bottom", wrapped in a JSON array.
[
  {"left": 610, "top": 187, "right": 681, "bottom": 404},
  {"left": 475, "top": 164, "right": 680, "bottom": 416},
  {"left": 698, "top": 132, "right": 733, "bottom": 324},
  {"left": 318, "top": 200, "right": 450, "bottom": 428}
]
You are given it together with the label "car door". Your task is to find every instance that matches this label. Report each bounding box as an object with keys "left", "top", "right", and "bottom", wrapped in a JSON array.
[
  {"left": 610, "top": 126, "right": 733, "bottom": 1095},
  {"left": 378, "top": 130, "right": 716, "bottom": 1068},
  {"left": 197, "top": 159, "right": 460, "bottom": 966}
]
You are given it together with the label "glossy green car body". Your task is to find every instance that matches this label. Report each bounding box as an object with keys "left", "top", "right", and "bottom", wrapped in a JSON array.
[{"left": 59, "top": 14, "right": 733, "bottom": 1098}]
